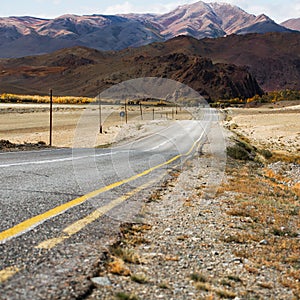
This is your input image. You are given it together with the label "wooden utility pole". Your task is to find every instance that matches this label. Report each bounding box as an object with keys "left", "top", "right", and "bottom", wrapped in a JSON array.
[
  {"left": 125, "top": 100, "right": 128, "bottom": 124},
  {"left": 49, "top": 89, "right": 53, "bottom": 146},
  {"left": 98, "top": 97, "right": 103, "bottom": 133},
  {"left": 140, "top": 102, "right": 143, "bottom": 120}
]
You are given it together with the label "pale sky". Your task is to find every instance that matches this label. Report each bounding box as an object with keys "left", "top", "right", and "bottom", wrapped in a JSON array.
[{"left": 0, "top": 0, "right": 299, "bottom": 23}]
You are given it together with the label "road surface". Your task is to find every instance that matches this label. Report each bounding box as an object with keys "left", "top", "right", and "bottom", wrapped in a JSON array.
[{"left": 0, "top": 108, "right": 217, "bottom": 299}]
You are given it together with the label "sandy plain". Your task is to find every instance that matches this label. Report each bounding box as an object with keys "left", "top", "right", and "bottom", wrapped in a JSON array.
[
  {"left": 225, "top": 102, "right": 300, "bottom": 155},
  {"left": 1, "top": 102, "right": 299, "bottom": 153},
  {"left": 0, "top": 103, "right": 191, "bottom": 148}
]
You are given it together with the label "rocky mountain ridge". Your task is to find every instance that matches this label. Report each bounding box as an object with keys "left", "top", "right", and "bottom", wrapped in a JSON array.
[
  {"left": 0, "top": 31, "right": 299, "bottom": 98},
  {"left": 0, "top": 1, "right": 295, "bottom": 58},
  {"left": 0, "top": 41, "right": 264, "bottom": 101}
]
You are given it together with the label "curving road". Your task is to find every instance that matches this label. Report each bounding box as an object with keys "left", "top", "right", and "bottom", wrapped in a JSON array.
[{"left": 0, "top": 107, "right": 218, "bottom": 298}]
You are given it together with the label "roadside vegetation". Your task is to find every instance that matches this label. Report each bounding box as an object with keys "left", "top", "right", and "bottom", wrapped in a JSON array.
[
  {"left": 1, "top": 90, "right": 300, "bottom": 106},
  {"left": 218, "top": 159, "right": 300, "bottom": 298},
  {"left": 0, "top": 93, "right": 94, "bottom": 104},
  {"left": 212, "top": 89, "right": 300, "bottom": 107}
]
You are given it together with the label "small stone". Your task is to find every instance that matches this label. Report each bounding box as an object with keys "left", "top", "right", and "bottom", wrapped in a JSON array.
[
  {"left": 164, "top": 228, "right": 171, "bottom": 234},
  {"left": 259, "top": 239, "right": 269, "bottom": 245},
  {"left": 91, "top": 277, "right": 112, "bottom": 287}
]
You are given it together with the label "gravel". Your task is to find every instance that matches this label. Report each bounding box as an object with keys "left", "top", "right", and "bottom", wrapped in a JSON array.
[{"left": 86, "top": 129, "right": 299, "bottom": 299}]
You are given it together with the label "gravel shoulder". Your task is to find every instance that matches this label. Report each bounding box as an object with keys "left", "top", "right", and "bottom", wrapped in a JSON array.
[{"left": 84, "top": 109, "right": 300, "bottom": 300}]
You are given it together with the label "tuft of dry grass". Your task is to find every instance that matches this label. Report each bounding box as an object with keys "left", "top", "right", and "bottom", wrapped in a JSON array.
[
  {"left": 190, "top": 272, "right": 208, "bottom": 283},
  {"left": 215, "top": 288, "right": 237, "bottom": 299},
  {"left": 107, "top": 223, "right": 153, "bottom": 276},
  {"left": 131, "top": 273, "right": 148, "bottom": 284},
  {"left": 114, "top": 292, "right": 139, "bottom": 300},
  {"left": 195, "top": 282, "right": 212, "bottom": 292},
  {"left": 111, "top": 246, "right": 141, "bottom": 264},
  {"left": 108, "top": 257, "right": 131, "bottom": 276},
  {"left": 119, "top": 223, "right": 152, "bottom": 247}
]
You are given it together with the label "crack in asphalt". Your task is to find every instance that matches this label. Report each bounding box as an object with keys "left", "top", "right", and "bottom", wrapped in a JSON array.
[
  {"left": 20, "top": 170, "right": 50, "bottom": 177},
  {"left": 0, "top": 188, "right": 82, "bottom": 197}
]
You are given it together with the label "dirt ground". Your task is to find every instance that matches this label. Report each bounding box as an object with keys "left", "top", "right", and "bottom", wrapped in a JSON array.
[
  {"left": 0, "top": 103, "right": 191, "bottom": 148},
  {"left": 1, "top": 102, "right": 299, "bottom": 152},
  {"left": 225, "top": 103, "right": 300, "bottom": 154}
]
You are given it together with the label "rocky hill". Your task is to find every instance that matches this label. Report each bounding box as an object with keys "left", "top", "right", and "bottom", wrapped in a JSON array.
[
  {"left": 0, "top": 45, "right": 262, "bottom": 102},
  {"left": 0, "top": 1, "right": 295, "bottom": 58},
  {"left": 132, "top": 32, "right": 300, "bottom": 91},
  {"left": 0, "top": 31, "right": 299, "bottom": 99}
]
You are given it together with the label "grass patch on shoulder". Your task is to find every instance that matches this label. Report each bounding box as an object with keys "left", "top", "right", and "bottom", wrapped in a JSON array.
[
  {"left": 115, "top": 292, "right": 139, "bottom": 300},
  {"left": 227, "top": 137, "right": 257, "bottom": 161},
  {"left": 218, "top": 158, "right": 300, "bottom": 297},
  {"left": 131, "top": 273, "right": 148, "bottom": 284}
]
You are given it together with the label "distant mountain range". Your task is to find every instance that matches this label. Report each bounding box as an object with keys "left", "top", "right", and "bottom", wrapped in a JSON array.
[
  {"left": 0, "top": 32, "right": 299, "bottom": 101},
  {"left": 281, "top": 18, "right": 300, "bottom": 31},
  {"left": 0, "top": 1, "right": 297, "bottom": 58}
]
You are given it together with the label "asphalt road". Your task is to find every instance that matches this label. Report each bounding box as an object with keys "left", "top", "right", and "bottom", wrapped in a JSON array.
[{"left": 0, "top": 107, "right": 217, "bottom": 299}]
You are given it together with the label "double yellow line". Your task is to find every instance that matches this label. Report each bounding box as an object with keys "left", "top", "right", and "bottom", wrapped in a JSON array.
[
  {"left": 35, "top": 178, "right": 159, "bottom": 250},
  {"left": 0, "top": 153, "right": 181, "bottom": 244},
  {"left": 0, "top": 134, "right": 202, "bottom": 283}
]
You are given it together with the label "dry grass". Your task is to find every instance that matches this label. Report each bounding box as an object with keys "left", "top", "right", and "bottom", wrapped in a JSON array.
[
  {"left": 195, "top": 282, "right": 212, "bottom": 292},
  {"left": 190, "top": 272, "right": 208, "bottom": 283},
  {"left": 218, "top": 160, "right": 300, "bottom": 297},
  {"left": 111, "top": 246, "right": 141, "bottom": 264},
  {"left": 0, "top": 93, "right": 94, "bottom": 104},
  {"left": 114, "top": 292, "right": 139, "bottom": 300},
  {"left": 119, "top": 223, "right": 152, "bottom": 247},
  {"left": 130, "top": 273, "right": 148, "bottom": 284},
  {"left": 108, "top": 257, "right": 131, "bottom": 276},
  {"left": 270, "top": 151, "right": 300, "bottom": 164},
  {"left": 106, "top": 222, "right": 153, "bottom": 278},
  {"left": 215, "top": 288, "right": 237, "bottom": 299}
]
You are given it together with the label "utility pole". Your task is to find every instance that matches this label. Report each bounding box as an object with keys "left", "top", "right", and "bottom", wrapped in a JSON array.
[
  {"left": 98, "top": 96, "right": 103, "bottom": 133},
  {"left": 125, "top": 99, "right": 128, "bottom": 124},
  {"left": 49, "top": 89, "right": 53, "bottom": 146},
  {"left": 140, "top": 102, "right": 143, "bottom": 120}
]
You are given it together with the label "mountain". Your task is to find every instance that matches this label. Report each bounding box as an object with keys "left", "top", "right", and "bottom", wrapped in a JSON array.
[
  {"left": 131, "top": 32, "right": 300, "bottom": 91},
  {"left": 0, "top": 32, "right": 298, "bottom": 98},
  {"left": 144, "top": 2, "right": 291, "bottom": 39},
  {"left": 281, "top": 18, "right": 300, "bottom": 31},
  {"left": 0, "top": 15, "right": 164, "bottom": 58},
  {"left": 0, "top": 1, "right": 294, "bottom": 58},
  {"left": 0, "top": 43, "right": 263, "bottom": 102}
]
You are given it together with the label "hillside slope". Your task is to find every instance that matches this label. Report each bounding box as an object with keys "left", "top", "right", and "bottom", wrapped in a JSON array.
[
  {"left": 0, "top": 46, "right": 262, "bottom": 101},
  {"left": 281, "top": 18, "right": 300, "bottom": 31},
  {"left": 1, "top": 32, "right": 298, "bottom": 98}
]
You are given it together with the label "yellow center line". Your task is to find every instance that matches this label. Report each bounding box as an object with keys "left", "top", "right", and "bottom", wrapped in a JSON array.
[
  {"left": 0, "top": 135, "right": 201, "bottom": 282},
  {"left": 0, "top": 134, "right": 201, "bottom": 244},
  {"left": 0, "top": 266, "right": 21, "bottom": 283},
  {"left": 0, "top": 154, "right": 180, "bottom": 244},
  {"left": 36, "top": 178, "right": 158, "bottom": 249}
]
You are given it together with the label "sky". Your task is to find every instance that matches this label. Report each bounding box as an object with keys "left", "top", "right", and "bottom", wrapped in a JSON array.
[{"left": 0, "top": 0, "right": 299, "bottom": 23}]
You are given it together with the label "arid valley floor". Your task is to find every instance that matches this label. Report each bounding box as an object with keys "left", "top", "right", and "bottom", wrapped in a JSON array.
[{"left": 1, "top": 102, "right": 299, "bottom": 299}]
